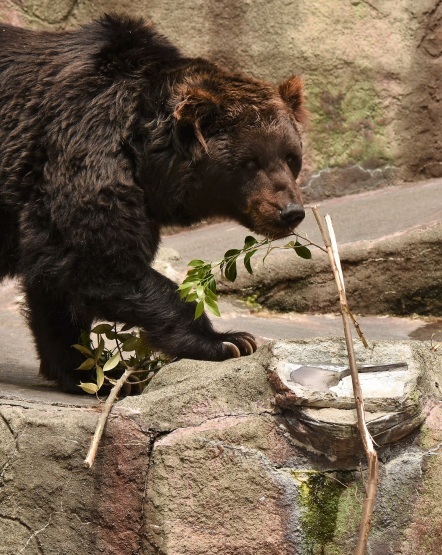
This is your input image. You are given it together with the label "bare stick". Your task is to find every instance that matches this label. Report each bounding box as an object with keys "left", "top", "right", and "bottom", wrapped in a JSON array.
[
  {"left": 343, "top": 305, "right": 369, "bottom": 348},
  {"left": 84, "top": 366, "right": 136, "bottom": 468},
  {"left": 312, "top": 207, "right": 379, "bottom": 555}
]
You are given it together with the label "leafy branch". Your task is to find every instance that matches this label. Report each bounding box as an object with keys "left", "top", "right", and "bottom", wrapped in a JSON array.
[
  {"left": 79, "top": 324, "right": 168, "bottom": 467},
  {"left": 178, "top": 232, "right": 319, "bottom": 319},
  {"left": 73, "top": 323, "right": 167, "bottom": 396}
]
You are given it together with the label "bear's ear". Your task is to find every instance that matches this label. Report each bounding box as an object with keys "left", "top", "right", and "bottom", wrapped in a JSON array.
[
  {"left": 279, "top": 75, "right": 308, "bottom": 125},
  {"left": 173, "top": 86, "right": 220, "bottom": 156}
]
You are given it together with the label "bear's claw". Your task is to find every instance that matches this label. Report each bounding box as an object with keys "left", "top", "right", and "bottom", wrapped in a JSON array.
[
  {"left": 223, "top": 341, "right": 241, "bottom": 358},
  {"left": 220, "top": 332, "right": 257, "bottom": 358}
]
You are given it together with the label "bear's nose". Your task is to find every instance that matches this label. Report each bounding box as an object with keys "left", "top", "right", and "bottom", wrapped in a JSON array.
[{"left": 280, "top": 203, "right": 305, "bottom": 228}]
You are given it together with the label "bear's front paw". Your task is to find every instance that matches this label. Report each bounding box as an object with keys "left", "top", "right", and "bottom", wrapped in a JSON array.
[{"left": 220, "top": 332, "right": 257, "bottom": 359}]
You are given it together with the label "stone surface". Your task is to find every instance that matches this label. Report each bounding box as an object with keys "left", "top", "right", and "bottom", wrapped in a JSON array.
[
  {"left": 0, "top": 401, "right": 150, "bottom": 555},
  {"left": 143, "top": 414, "right": 298, "bottom": 555},
  {"left": 2, "top": 0, "right": 441, "bottom": 197},
  {"left": 1, "top": 338, "right": 442, "bottom": 553},
  {"left": 119, "top": 352, "right": 275, "bottom": 431},
  {"left": 401, "top": 403, "right": 442, "bottom": 555},
  {"left": 119, "top": 338, "right": 442, "bottom": 554},
  {"left": 222, "top": 220, "right": 442, "bottom": 317}
]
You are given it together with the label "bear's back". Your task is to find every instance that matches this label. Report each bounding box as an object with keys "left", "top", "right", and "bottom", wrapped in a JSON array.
[{"left": 0, "top": 16, "right": 183, "bottom": 206}]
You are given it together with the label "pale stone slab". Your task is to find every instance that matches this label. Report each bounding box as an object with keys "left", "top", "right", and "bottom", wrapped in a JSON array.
[{"left": 266, "top": 339, "right": 435, "bottom": 458}]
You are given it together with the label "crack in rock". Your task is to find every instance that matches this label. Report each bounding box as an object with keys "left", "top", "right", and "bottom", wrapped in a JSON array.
[
  {"left": 0, "top": 513, "right": 45, "bottom": 554},
  {"left": 0, "top": 411, "right": 22, "bottom": 483}
]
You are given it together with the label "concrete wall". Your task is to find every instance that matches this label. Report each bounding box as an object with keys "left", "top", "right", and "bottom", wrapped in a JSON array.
[{"left": 1, "top": 0, "right": 441, "bottom": 199}]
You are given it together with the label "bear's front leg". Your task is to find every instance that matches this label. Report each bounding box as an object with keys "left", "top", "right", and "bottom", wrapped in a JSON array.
[{"left": 85, "top": 267, "right": 257, "bottom": 362}]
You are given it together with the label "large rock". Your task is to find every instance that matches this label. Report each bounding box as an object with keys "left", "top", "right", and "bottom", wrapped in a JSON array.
[
  {"left": 1, "top": 338, "right": 442, "bottom": 553},
  {"left": 1, "top": 0, "right": 440, "bottom": 197},
  {"left": 120, "top": 338, "right": 442, "bottom": 554},
  {"left": 0, "top": 400, "right": 152, "bottom": 554}
]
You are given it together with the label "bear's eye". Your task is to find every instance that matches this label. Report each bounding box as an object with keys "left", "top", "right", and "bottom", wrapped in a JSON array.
[
  {"left": 286, "top": 153, "right": 301, "bottom": 176},
  {"left": 286, "top": 154, "right": 298, "bottom": 166}
]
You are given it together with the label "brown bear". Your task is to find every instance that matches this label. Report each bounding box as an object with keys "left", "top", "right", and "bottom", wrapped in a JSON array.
[{"left": 0, "top": 14, "right": 306, "bottom": 392}]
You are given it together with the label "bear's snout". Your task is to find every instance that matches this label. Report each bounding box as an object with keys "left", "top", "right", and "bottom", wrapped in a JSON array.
[{"left": 279, "top": 203, "right": 305, "bottom": 228}]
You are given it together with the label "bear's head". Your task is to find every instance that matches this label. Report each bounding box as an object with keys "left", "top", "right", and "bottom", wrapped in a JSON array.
[{"left": 172, "top": 71, "right": 307, "bottom": 239}]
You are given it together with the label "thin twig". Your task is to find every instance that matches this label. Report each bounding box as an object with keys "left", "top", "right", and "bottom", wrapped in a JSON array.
[
  {"left": 84, "top": 366, "right": 136, "bottom": 468},
  {"left": 312, "top": 207, "right": 379, "bottom": 555},
  {"left": 289, "top": 230, "right": 328, "bottom": 253},
  {"left": 343, "top": 305, "right": 369, "bottom": 348},
  {"left": 113, "top": 322, "right": 127, "bottom": 365}
]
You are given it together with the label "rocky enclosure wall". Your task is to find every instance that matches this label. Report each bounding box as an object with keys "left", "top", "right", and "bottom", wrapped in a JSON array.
[
  {"left": 0, "top": 0, "right": 440, "bottom": 200},
  {"left": 2, "top": 339, "right": 442, "bottom": 554}
]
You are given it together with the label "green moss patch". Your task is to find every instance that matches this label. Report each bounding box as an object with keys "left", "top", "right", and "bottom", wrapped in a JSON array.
[
  {"left": 294, "top": 470, "right": 363, "bottom": 554},
  {"left": 306, "top": 74, "right": 391, "bottom": 170}
]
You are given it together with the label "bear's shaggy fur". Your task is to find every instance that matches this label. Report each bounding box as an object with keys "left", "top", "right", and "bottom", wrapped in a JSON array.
[{"left": 0, "top": 14, "right": 306, "bottom": 392}]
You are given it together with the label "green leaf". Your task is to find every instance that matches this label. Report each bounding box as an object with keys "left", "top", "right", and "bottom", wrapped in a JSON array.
[
  {"left": 177, "top": 281, "right": 194, "bottom": 291},
  {"left": 185, "top": 292, "right": 198, "bottom": 303},
  {"left": 207, "top": 277, "right": 217, "bottom": 294},
  {"left": 105, "top": 329, "right": 116, "bottom": 340},
  {"left": 204, "top": 297, "right": 221, "bottom": 317},
  {"left": 194, "top": 300, "right": 205, "bottom": 319},
  {"left": 294, "top": 241, "right": 312, "bottom": 259},
  {"left": 178, "top": 281, "right": 195, "bottom": 299},
  {"left": 244, "top": 249, "right": 257, "bottom": 274},
  {"left": 224, "top": 249, "right": 241, "bottom": 259},
  {"left": 72, "top": 344, "right": 93, "bottom": 357},
  {"left": 91, "top": 323, "right": 113, "bottom": 334},
  {"left": 184, "top": 269, "right": 201, "bottom": 279},
  {"left": 103, "top": 351, "right": 121, "bottom": 372},
  {"left": 196, "top": 285, "right": 204, "bottom": 298},
  {"left": 183, "top": 271, "right": 203, "bottom": 281},
  {"left": 187, "top": 259, "right": 206, "bottom": 267},
  {"left": 122, "top": 336, "right": 141, "bottom": 352},
  {"left": 224, "top": 258, "right": 237, "bottom": 282},
  {"left": 77, "top": 358, "right": 95, "bottom": 371},
  {"left": 204, "top": 287, "right": 218, "bottom": 302},
  {"left": 179, "top": 289, "right": 191, "bottom": 300},
  {"left": 244, "top": 235, "right": 258, "bottom": 249},
  {"left": 95, "top": 337, "right": 105, "bottom": 362},
  {"left": 283, "top": 241, "right": 295, "bottom": 249},
  {"left": 121, "top": 323, "right": 134, "bottom": 332},
  {"left": 116, "top": 332, "right": 133, "bottom": 343},
  {"left": 96, "top": 366, "right": 104, "bottom": 389},
  {"left": 79, "top": 382, "right": 98, "bottom": 394}
]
